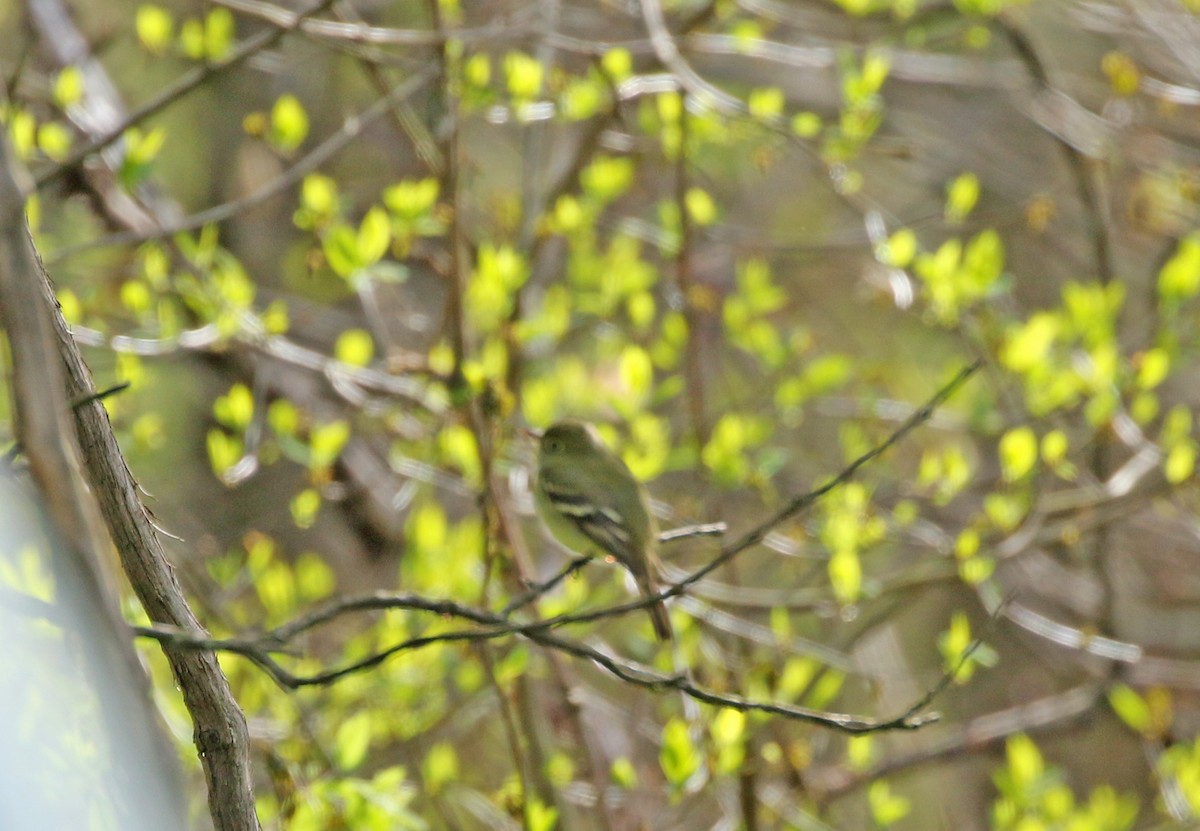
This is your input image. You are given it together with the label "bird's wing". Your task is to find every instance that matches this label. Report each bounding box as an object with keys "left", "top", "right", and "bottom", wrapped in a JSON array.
[{"left": 538, "top": 471, "right": 633, "bottom": 559}]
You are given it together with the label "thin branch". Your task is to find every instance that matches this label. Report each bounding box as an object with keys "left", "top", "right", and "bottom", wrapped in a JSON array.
[
  {"left": 814, "top": 683, "right": 1102, "bottom": 802},
  {"left": 49, "top": 69, "right": 438, "bottom": 258},
  {"left": 26, "top": 158, "right": 263, "bottom": 831},
  {"left": 214, "top": 0, "right": 537, "bottom": 47},
  {"left": 501, "top": 522, "right": 727, "bottom": 617},
  {"left": 130, "top": 364, "right": 982, "bottom": 733},
  {"left": 136, "top": 609, "right": 941, "bottom": 732},
  {"left": 501, "top": 556, "right": 591, "bottom": 617},
  {"left": 529, "top": 360, "right": 985, "bottom": 632},
  {"left": 0, "top": 133, "right": 188, "bottom": 824},
  {"left": 658, "top": 521, "right": 727, "bottom": 543},
  {"left": 34, "top": 0, "right": 338, "bottom": 189},
  {"left": 6, "top": 381, "right": 131, "bottom": 462}
]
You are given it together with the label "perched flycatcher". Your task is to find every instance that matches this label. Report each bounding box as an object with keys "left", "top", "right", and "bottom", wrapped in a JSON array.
[{"left": 533, "top": 420, "right": 673, "bottom": 641}]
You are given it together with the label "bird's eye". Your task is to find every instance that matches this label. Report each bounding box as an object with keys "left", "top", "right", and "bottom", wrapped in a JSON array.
[{"left": 546, "top": 439, "right": 564, "bottom": 453}]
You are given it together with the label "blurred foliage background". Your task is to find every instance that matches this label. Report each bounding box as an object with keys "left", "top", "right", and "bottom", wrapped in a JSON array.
[{"left": 4, "top": 0, "right": 1200, "bottom": 828}]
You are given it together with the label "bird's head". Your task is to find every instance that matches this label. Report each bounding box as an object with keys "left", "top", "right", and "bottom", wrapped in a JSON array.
[{"left": 537, "top": 420, "right": 603, "bottom": 459}]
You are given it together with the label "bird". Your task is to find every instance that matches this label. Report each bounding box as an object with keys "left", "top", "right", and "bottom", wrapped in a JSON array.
[{"left": 532, "top": 420, "right": 673, "bottom": 641}]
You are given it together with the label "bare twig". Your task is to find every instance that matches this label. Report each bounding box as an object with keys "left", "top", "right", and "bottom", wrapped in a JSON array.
[
  {"left": 131, "top": 363, "right": 982, "bottom": 733},
  {"left": 0, "top": 133, "right": 187, "bottom": 824},
  {"left": 500, "top": 522, "right": 726, "bottom": 617},
  {"left": 814, "top": 682, "right": 1102, "bottom": 802},
  {"left": 137, "top": 605, "right": 944, "bottom": 732},
  {"left": 531, "top": 360, "right": 985, "bottom": 632},
  {"left": 501, "top": 555, "right": 592, "bottom": 617},
  {"left": 49, "top": 70, "right": 438, "bottom": 258},
  {"left": 34, "top": 0, "right": 338, "bottom": 188},
  {"left": 17, "top": 150, "right": 264, "bottom": 831}
]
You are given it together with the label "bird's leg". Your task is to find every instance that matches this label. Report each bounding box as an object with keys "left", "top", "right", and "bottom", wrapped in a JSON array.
[{"left": 500, "top": 555, "right": 592, "bottom": 617}]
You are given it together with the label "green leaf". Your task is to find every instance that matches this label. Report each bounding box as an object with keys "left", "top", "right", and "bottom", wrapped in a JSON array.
[
  {"left": 868, "top": 781, "right": 911, "bottom": 827},
  {"left": 848, "top": 735, "right": 873, "bottom": 770},
  {"left": 1136, "top": 348, "right": 1170, "bottom": 389},
  {"left": 1002, "top": 312, "right": 1059, "bottom": 372},
  {"left": 790, "top": 111, "right": 821, "bottom": 137},
  {"left": 545, "top": 753, "right": 575, "bottom": 787},
  {"left": 527, "top": 799, "right": 558, "bottom": 831},
  {"left": 711, "top": 708, "right": 745, "bottom": 747},
  {"left": 422, "top": 742, "right": 459, "bottom": 795},
  {"left": 213, "top": 383, "right": 254, "bottom": 430},
  {"left": 135, "top": 5, "right": 174, "bottom": 53},
  {"left": 358, "top": 206, "right": 391, "bottom": 267},
  {"left": 268, "top": 399, "right": 299, "bottom": 436},
  {"left": 269, "top": 94, "right": 309, "bottom": 151},
  {"left": 580, "top": 155, "right": 634, "bottom": 202},
  {"left": 600, "top": 48, "right": 632, "bottom": 81},
  {"left": 958, "top": 555, "right": 995, "bottom": 586},
  {"left": 684, "top": 187, "right": 717, "bottom": 226},
  {"left": 1163, "top": 404, "right": 1192, "bottom": 443},
  {"left": 301, "top": 173, "right": 338, "bottom": 217},
  {"left": 610, "top": 757, "right": 638, "bottom": 788},
  {"left": 1108, "top": 684, "right": 1151, "bottom": 734},
  {"left": 1166, "top": 442, "right": 1195, "bottom": 484},
  {"left": 984, "top": 491, "right": 1027, "bottom": 531},
  {"left": 464, "top": 53, "right": 491, "bottom": 87},
  {"left": 335, "top": 712, "right": 372, "bottom": 771},
  {"left": 57, "top": 289, "right": 83, "bottom": 325},
  {"left": 881, "top": 228, "right": 917, "bottom": 268},
  {"left": 938, "top": 611, "right": 975, "bottom": 679},
  {"left": 494, "top": 645, "right": 529, "bottom": 684},
  {"left": 384, "top": 178, "right": 440, "bottom": 219},
  {"left": 206, "top": 429, "right": 242, "bottom": 476},
  {"left": 806, "top": 671, "right": 844, "bottom": 709},
  {"left": 828, "top": 548, "right": 862, "bottom": 605},
  {"left": 562, "top": 76, "right": 604, "bottom": 121},
  {"left": 322, "top": 225, "right": 361, "bottom": 278},
  {"left": 53, "top": 67, "right": 83, "bottom": 108},
  {"left": 1040, "top": 430, "right": 1068, "bottom": 465},
  {"left": 504, "top": 51, "right": 543, "bottom": 100},
  {"left": 999, "top": 426, "right": 1038, "bottom": 482},
  {"left": 179, "top": 18, "right": 205, "bottom": 59},
  {"left": 310, "top": 420, "right": 350, "bottom": 468},
  {"left": 1005, "top": 734, "right": 1045, "bottom": 790},
  {"left": 290, "top": 487, "right": 320, "bottom": 528},
  {"left": 618, "top": 344, "right": 654, "bottom": 403},
  {"left": 204, "top": 7, "right": 235, "bottom": 60},
  {"left": 1158, "top": 234, "right": 1200, "bottom": 302},
  {"left": 945, "top": 172, "right": 980, "bottom": 222},
  {"left": 295, "top": 552, "right": 335, "bottom": 600},
  {"left": 255, "top": 561, "right": 295, "bottom": 619},
  {"left": 120, "top": 280, "right": 153, "bottom": 315},
  {"left": 659, "top": 718, "right": 699, "bottom": 786},
  {"left": 120, "top": 127, "right": 167, "bottom": 187},
  {"left": 335, "top": 329, "right": 375, "bottom": 367},
  {"left": 438, "top": 423, "right": 481, "bottom": 485},
  {"left": 409, "top": 501, "right": 447, "bottom": 555},
  {"left": 747, "top": 87, "right": 785, "bottom": 119}
]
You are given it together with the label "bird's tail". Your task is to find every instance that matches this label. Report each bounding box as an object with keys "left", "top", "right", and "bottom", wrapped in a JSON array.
[
  {"left": 635, "top": 570, "right": 672, "bottom": 641},
  {"left": 647, "top": 596, "right": 673, "bottom": 642}
]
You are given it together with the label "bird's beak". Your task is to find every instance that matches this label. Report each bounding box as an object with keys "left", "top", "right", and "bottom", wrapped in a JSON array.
[{"left": 521, "top": 426, "right": 544, "bottom": 440}]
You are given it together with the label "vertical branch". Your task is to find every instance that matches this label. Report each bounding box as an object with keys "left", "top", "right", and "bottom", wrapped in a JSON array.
[
  {"left": 331, "top": 0, "right": 443, "bottom": 175},
  {"left": 424, "top": 1, "right": 547, "bottom": 822},
  {"left": 0, "top": 134, "right": 260, "bottom": 828},
  {"left": 994, "top": 16, "right": 1117, "bottom": 623},
  {"left": 674, "top": 95, "right": 709, "bottom": 446}
]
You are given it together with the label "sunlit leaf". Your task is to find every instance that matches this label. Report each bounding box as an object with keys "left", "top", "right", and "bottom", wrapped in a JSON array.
[
  {"left": 660, "top": 718, "right": 700, "bottom": 786},
  {"left": 335, "top": 712, "right": 372, "bottom": 771},
  {"left": 269, "top": 94, "right": 309, "bottom": 151},
  {"left": 999, "top": 426, "right": 1037, "bottom": 482},
  {"left": 136, "top": 5, "right": 174, "bottom": 53}
]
